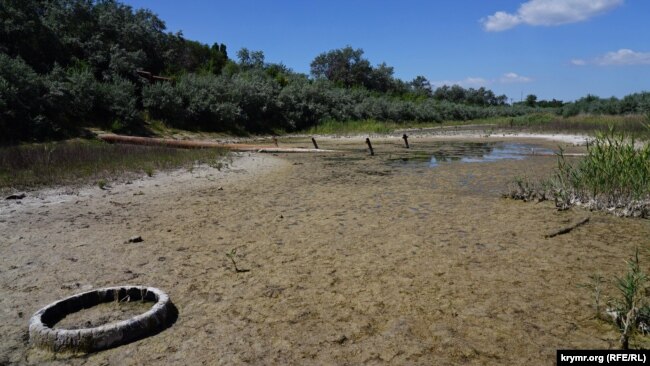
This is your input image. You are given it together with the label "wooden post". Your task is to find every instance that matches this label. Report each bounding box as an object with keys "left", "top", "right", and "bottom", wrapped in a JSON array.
[
  {"left": 273, "top": 137, "right": 278, "bottom": 147},
  {"left": 402, "top": 134, "right": 410, "bottom": 149},
  {"left": 311, "top": 137, "right": 319, "bottom": 149},
  {"left": 365, "top": 138, "right": 374, "bottom": 156}
]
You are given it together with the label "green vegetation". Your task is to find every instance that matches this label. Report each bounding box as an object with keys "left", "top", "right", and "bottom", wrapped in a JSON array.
[
  {"left": 498, "top": 113, "right": 650, "bottom": 137},
  {"left": 555, "top": 128, "right": 650, "bottom": 201},
  {"left": 306, "top": 120, "right": 397, "bottom": 135},
  {"left": 611, "top": 250, "right": 648, "bottom": 349},
  {"left": 582, "top": 250, "right": 650, "bottom": 349},
  {"left": 3, "top": 1, "right": 649, "bottom": 144},
  {"left": 0, "top": 0, "right": 650, "bottom": 144},
  {"left": 0, "top": 140, "right": 226, "bottom": 190},
  {"left": 507, "top": 128, "right": 650, "bottom": 217}
]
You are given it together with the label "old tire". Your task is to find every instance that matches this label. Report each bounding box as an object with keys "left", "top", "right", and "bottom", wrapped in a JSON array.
[{"left": 29, "top": 286, "right": 171, "bottom": 353}]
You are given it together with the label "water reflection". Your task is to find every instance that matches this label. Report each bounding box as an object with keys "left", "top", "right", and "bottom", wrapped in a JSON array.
[{"left": 393, "top": 142, "right": 554, "bottom": 168}]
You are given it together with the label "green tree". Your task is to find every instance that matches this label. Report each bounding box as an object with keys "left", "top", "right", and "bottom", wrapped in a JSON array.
[
  {"left": 310, "top": 46, "right": 372, "bottom": 88},
  {"left": 410, "top": 76, "right": 432, "bottom": 97},
  {"left": 237, "top": 48, "right": 265, "bottom": 70},
  {"left": 525, "top": 94, "right": 537, "bottom": 107}
]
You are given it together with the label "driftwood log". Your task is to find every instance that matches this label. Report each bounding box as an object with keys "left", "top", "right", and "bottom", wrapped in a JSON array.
[
  {"left": 98, "top": 134, "right": 334, "bottom": 153},
  {"left": 545, "top": 217, "right": 590, "bottom": 238}
]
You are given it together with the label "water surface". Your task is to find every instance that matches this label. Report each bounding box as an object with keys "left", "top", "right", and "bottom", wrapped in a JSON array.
[{"left": 391, "top": 141, "right": 554, "bottom": 168}]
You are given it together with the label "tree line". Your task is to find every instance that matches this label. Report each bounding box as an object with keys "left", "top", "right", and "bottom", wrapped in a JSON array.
[{"left": 1, "top": 0, "right": 648, "bottom": 143}]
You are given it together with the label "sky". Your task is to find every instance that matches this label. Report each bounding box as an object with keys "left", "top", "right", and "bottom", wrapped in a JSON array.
[{"left": 122, "top": 0, "right": 649, "bottom": 102}]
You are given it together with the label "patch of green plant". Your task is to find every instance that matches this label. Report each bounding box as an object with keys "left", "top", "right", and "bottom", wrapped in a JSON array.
[
  {"left": 96, "top": 179, "right": 107, "bottom": 190},
  {"left": 582, "top": 250, "right": 650, "bottom": 349},
  {"left": 306, "top": 119, "right": 397, "bottom": 135},
  {"left": 556, "top": 127, "right": 650, "bottom": 200},
  {"left": 608, "top": 250, "right": 650, "bottom": 349},
  {"left": 506, "top": 127, "right": 650, "bottom": 217},
  {"left": 0, "top": 140, "right": 228, "bottom": 191},
  {"left": 498, "top": 113, "right": 650, "bottom": 138}
]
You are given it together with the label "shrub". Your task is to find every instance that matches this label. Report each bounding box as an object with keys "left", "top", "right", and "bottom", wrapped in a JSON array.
[
  {"left": 0, "top": 54, "right": 50, "bottom": 142},
  {"left": 94, "top": 77, "right": 139, "bottom": 129}
]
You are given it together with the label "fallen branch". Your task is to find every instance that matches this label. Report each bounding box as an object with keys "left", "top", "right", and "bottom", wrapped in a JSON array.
[
  {"left": 98, "top": 134, "right": 335, "bottom": 153},
  {"left": 545, "top": 217, "right": 590, "bottom": 238}
]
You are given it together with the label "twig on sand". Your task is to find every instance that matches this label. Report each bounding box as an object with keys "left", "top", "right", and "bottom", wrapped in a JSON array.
[
  {"left": 545, "top": 217, "right": 590, "bottom": 238},
  {"left": 226, "top": 249, "right": 250, "bottom": 273}
]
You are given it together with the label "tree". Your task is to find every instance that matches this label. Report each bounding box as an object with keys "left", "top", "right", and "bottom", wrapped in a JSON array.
[
  {"left": 525, "top": 94, "right": 537, "bottom": 107},
  {"left": 310, "top": 46, "right": 372, "bottom": 88},
  {"left": 410, "top": 76, "right": 432, "bottom": 97},
  {"left": 237, "top": 48, "right": 264, "bottom": 69}
]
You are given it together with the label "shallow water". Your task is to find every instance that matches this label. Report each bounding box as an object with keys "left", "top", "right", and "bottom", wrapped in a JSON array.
[{"left": 390, "top": 141, "right": 554, "bottom": 167}]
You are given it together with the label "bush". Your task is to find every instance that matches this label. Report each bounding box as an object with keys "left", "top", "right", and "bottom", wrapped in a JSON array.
[
  {"left": 42, "top": 64, "right": 97, "bottom": 132},
  {"left": 94, "top": 77, "right": 139, "bottom": 129},
  {"left": 0, "top": 54, "right": 49, "bottom": 142},
  {"left": 142, "top": 81, "right": 184, "bottom": 124}
]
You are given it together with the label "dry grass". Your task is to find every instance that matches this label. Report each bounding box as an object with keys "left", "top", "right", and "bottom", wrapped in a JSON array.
[{"left": 0, "top": 139, "right": 227, "bottom": 191}]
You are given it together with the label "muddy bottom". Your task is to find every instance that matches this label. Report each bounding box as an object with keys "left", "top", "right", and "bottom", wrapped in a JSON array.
[
  {"left": 2, "top": 135, "right": 650, "bottom": 365},
  {"left": 54, "top": 301, "right": 154, "bottom": 330}
]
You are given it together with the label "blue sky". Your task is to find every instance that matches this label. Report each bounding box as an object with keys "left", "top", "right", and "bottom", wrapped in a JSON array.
[{"left": 123, "top": 0, "right": 649, "bottom": 102}]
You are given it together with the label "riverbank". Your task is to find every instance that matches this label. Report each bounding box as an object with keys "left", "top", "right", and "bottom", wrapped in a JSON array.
[{"left": 2, "top": 135, "right": 649, "bottom": 365}]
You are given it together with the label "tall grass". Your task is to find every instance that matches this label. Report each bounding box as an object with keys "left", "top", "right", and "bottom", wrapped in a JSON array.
[
  {"left": 508, "top": 127, "right": 650, "bottom": 217},
  {"left": 0, "top": 140, "right": 227, "bottom": 190},
  {"left": 501, "top": 113, "right": 650, "bottom": 137},
  {"left": 305, "top": 119, "right": 398, "bottom": 135},
  {"left": 302, "top": 114, "right": 650, "bottom": 137},
  {"left": 555, "top": 127, "right": 650, "bottom": 200}
]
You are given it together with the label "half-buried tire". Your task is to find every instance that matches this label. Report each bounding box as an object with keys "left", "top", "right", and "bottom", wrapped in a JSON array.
[{"left": 29, "top": 286, "right": 172, "bottom": 353}]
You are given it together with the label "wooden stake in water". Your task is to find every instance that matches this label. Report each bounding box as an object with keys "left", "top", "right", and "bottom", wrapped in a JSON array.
[
  {"left": 365, "top": 138, "right": 374, "bottom": 156},
  {"left": 402, "top": 134, "right": 410, "bottom": 149},
  {"left": 311, "top": 137, "right": 319, "bottom": 149}
]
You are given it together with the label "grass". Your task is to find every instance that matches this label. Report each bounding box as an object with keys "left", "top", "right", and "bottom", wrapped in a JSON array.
[
  {"left": 0, "top": 139, "right": 228, "bottom": 191},
  {"left": 611, "top": 250, "right": 648, "bottom": 349},
  {"left": 507, "top": 127, "right": 650, "bottom": 217},
  {"left": 499, "top": 113, "right": 650, "bottom": 137},
  {"left": 301, "top": 114, "right": 650, "bottom": 137},
  {"left": 582, "top": 250, "right": 650, "bottom": 349},
  {"left": 557, "top": 128, "right": 650, "bottom": 199},
  {"left": 305, "top": 119, "right": 399, "bottom": 135}
]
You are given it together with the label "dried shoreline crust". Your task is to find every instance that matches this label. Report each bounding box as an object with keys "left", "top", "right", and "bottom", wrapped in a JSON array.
[{"left": 29, "top": 286, "right": 170, "bottom": 353}]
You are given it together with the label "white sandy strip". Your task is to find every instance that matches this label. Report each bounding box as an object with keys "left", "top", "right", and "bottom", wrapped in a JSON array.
[
  {"left": 0, "top": 153, "right": 287, "bottom": 218},
  {"left": 309, "top": 131, "right": 590, "bottom": 145},
  {"left": 414, "top": 132, "right": 590, "bottom": 145}
]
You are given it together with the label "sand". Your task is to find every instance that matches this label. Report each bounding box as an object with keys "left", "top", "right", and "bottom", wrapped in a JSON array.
[{"left": 1, "top": 135, "right": 649, "bottom": 365}]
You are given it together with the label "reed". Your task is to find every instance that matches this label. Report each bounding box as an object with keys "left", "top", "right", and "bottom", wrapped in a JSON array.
[
  {"left": 0, "top": 140, "right": 227, "bottom": 190},
  {"left": 507, "top": 126, "right": 650, "bottom": 217}
]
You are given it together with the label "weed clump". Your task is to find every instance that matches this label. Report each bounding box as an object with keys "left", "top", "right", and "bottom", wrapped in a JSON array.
[
  {"left": 507, "top": 127, "right": 650, "bottom": 217},
  {"left": 582, "top": 250, "right": 650, "bottom": 349}
]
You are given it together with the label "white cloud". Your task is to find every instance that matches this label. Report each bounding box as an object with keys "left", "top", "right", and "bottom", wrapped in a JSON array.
[
  {"left": 499, "top": 72, "right": 533, "bottom": 83},
  {"left": 595, "top": 49, "right": 650, "bottom": 65},
  {"left": 571, "top": 59, "right": 587, "bottom": 66},
  {"left": 571, "top": 49, "right": 650, "bottom": 66},
  {"left": 482, "top": 0, "right": 623, "bottom": 32},
  {"left": 482, "top": 12, "right": 522, "bottom": 32}
]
